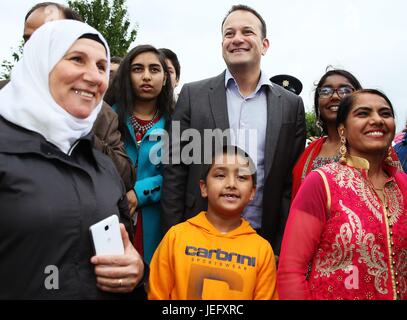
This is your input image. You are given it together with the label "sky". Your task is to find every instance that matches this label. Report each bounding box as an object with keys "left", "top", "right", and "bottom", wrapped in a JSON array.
[{"left": 1, "top": 0, "right": 406, "bottom": 130}]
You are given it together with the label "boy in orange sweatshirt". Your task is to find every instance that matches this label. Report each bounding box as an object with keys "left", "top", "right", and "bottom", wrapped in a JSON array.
[{"left": 148, "top": 145, "right": 278, "bottom": 299}]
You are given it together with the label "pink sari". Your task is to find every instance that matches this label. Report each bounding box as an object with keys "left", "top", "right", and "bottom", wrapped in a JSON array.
[{"left": 279, "top": 156, "right": 407, "bottom": 300}]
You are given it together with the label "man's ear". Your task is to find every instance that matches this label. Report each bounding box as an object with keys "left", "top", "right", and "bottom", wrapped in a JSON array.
[
  {"left": 250, "top": 186, "right": 256, "bottom": 201},
  {"left": 199, "top": 180, "right": 208, "bottom": 198},
  {"left": 261, "top": 38, "right": 270, "bottom": 56}
]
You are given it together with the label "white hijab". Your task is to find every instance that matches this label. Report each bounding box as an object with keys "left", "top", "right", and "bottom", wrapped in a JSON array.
[{"left": 0, "top": 20, "right": 110, "bottom": 154}]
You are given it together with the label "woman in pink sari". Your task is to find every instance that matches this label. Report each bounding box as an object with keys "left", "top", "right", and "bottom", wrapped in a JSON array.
[{"left": 278, "top": 89, "right": 407, "bottom": 300}]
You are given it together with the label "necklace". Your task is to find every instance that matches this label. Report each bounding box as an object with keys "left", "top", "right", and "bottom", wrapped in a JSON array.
[
  {"left": 130, "top": 109, "right": 159, "bottom": 146},
  {"left": 369, "top": 181, "right": 387, "bottom": 207},
  {"left": 370, "top": 181, "right": 385, "bottom": 192},
  {"left": 370, "top": 172, "right": 389, "bottom": 193}
]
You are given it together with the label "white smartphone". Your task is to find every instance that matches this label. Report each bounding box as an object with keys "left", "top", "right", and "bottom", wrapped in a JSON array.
[{"left": 89, "top": 215, "right": 124, "bottom": 256}]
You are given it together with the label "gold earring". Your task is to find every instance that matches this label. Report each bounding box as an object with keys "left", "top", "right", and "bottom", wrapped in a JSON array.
[{"left": 339, "top": 134, "right": 347, "bottom": 164}]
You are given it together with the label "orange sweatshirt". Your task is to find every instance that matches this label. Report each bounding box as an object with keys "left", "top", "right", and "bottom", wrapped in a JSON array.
[{"left": 148, "top": 211, "right": 278, "bottom": 300}]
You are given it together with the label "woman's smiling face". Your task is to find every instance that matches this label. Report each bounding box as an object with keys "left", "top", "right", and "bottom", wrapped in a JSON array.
[{"left": 49, "top": 38, "right": 108, "bottom": 119}]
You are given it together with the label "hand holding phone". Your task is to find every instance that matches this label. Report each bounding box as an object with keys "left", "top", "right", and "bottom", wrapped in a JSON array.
[{"left": 89, "top": 215, "right": 124, "bottom": 256}]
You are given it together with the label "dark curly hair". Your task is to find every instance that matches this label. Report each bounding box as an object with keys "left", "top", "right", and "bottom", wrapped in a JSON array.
[{"left": 314, "top": 68, "right": 362, "bottom": 133}]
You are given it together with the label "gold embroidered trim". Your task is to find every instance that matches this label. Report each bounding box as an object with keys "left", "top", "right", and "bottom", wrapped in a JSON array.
[
  {"left": 315, "top": 201, "right": 389, "bottom": 295},
  {"left": 314, "top": 200, "right": 355, "bottom": 278},
  {"left": 323, "top": 163, "right": 404, "bottom": 224},
  {"left": 383, "top": 201, "right": 397, "bottom": 299},
  {"left": 315, "top": 169, "right": 331, "bottom": 214},
  {"left": 385, "top": 181, "right": 404, "bottom": 226},
  {"left": 396, "top": 249, "right": 407, "bottom": 297},
  {"left": 301, "top": 147, "right": 316, "bottom": 182}
]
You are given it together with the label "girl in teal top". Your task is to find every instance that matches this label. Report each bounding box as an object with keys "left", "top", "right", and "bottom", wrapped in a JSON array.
[{"left": 108, "top": 45, "right": 173, "bottom": 264}]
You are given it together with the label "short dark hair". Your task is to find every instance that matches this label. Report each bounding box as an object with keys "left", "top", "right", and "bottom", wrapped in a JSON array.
[
  {"left": 25, "top": 2, "right": 83, "bottom": 22},
  {"left": 201, "top": 145, "right": 257, "bottom": 187},
  {"left": 159, "top": 48, "right": 181, "bottom": 81},
  {"left": 314, "top": 68, "right": 362, "bottom": 133},
  {"left": 107, "top": 45, "right": 173, "bottom": 141},
  {"left": 110, "top": 56, "right": 123, "bottom": 64},
  {"left": 221, "top": 4, "right": 267, "bottom": 39},
  {"left": 336, "top": 89, "right": 395, "bottom": 128}
]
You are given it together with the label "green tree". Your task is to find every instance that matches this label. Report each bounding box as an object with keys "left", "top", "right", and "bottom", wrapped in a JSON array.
[
  {"left": 68, "top": 0, "right": 137, "bottom": 57},
  {"left": 1, "top": 41, "right": 23, "bottom": 80},
  {"left": 305, "top": 111, "right": 322, "bottom": 138}
]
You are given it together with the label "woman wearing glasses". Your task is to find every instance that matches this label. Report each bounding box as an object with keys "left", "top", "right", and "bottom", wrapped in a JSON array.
[
  {"left": 291, "top": 69, "right": 362, "bottom": 201},
  {"left": 278, "top": 89, "right": 407, "bottom": 299}
]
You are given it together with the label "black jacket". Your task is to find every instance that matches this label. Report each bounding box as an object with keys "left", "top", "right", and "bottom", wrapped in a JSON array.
[
  {"left": 0, "top": 116, "right": 140, "bottom": 299},
  {"left": 1, "top": 80, "right": 135, "bottom": 191}
]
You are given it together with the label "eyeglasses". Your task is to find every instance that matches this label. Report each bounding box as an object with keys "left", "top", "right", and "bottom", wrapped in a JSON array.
[{"left": 318, "top": 86, "right": 355, "bottom": 99}]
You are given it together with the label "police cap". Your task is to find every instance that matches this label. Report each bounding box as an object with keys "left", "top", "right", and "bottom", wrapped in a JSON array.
[{"left": 270, "top": 74, "right": 303, "bottom": 95}]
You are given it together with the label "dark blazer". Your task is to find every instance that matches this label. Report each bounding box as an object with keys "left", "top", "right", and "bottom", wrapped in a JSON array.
[{"left": 161, "top": 71, "right": 306, "bottom": 254}]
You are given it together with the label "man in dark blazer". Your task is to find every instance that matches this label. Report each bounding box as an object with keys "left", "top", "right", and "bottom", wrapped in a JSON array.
[{"left": 161, "top": 4, "right": 306, "bottom": 255}]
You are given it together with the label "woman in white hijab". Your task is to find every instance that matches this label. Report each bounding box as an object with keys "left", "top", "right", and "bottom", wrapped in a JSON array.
[{"left": 0, "top": 20, "right": 145, "bottom": 299}]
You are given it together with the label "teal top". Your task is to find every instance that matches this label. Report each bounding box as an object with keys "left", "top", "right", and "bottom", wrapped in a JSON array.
[{"left": 113, "top": 104, "right": 166, "bottom": 264}]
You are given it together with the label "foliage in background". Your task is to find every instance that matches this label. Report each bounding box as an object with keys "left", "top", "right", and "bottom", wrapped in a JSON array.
[
  {"left": 68, "top": 0, "right": 137, "bottom": 57},
  {"left": 1, "top": 41, "right": 23, "bottom": 80},
  {"left": 305, "top": 111, "right": 322, "bottom": 138},
  {"left": 1, "top": 0, "right": 137, "bottom": 79}
]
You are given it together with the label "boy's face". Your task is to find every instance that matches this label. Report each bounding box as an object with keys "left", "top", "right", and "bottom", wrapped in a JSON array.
[{"left": 200, "top": 152, "right": 256, "bottom": 217}]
